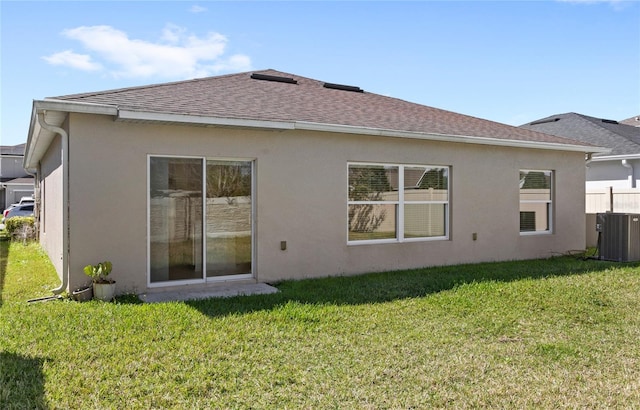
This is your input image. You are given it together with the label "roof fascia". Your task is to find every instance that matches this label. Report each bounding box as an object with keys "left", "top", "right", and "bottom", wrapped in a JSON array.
[
  {"left": 25, "top": 100, "right": 610, "bottom": 165},
  {"left": 295, "top": 121, "right": 610, "bottom": 154},
  {"left": 24, "top": 106, "right": 46, "bottom": 171},
  {"left": 35, "top": 99, "right": 118, "bottom": 116},
  {"left": 24, "top": 100, "right": 119, "bottom": 170},
  {"left": 591, "top": 153, "right": 640, "bottom": 162},
  {"left": 118, "top": 110, "right": 608, "bottom": 154}
]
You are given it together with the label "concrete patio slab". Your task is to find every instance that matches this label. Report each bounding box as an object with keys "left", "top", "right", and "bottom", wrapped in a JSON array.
[{"left": 139, "top": 283, "right": 279, "bottom": 303}]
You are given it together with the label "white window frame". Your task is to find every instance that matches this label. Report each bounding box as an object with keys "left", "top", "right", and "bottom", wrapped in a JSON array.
[
  {"left": 347, "top": 162, "right": 450, "bottom": 245},
  {"left": 147, "top": 154, "right": 255, "bottom": 288},
  {"left": 519, "top": 169, "right": 553, "bottom": 236}
]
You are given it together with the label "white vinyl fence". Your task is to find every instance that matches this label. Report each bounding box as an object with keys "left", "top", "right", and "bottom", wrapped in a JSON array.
[{"left": 586, "top": 188, "right": 640, "bottom": 214}]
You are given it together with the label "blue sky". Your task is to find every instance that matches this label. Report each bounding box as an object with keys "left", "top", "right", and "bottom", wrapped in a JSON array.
[{"left": 1, "top": 0, "right": 639, "bottom": 146}]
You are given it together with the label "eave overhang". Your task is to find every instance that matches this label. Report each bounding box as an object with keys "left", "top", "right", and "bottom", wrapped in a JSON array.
[
  {"left": 590, "top": 153, "right": 640, "bottom": 162},
  {"left": 24, "top": 100, "right": 118, "bottom": 170},
  {"left": 24, "top": 99, "right": 610, "bottom": 171},
  {"left": 117, "top": 108, "right": 609, "bottom": 154}
]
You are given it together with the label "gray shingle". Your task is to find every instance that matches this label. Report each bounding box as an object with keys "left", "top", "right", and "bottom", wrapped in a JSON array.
[
  {"left": 50, "top": 69, "right": 593, "bottom": 148},
  {"left": 520, "top": 113, "right": 640, "bottom": 157},
  {"left": 620, "top": 115, "right": 640, "bottom": 128}
]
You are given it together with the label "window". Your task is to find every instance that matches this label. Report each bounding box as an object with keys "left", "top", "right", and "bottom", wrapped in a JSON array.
[
  {"left": 519, "top": 170, "right": 553, "bottom": 234},
  {"left": 348, "top": 163, "right": 449, "bottom": 243}
]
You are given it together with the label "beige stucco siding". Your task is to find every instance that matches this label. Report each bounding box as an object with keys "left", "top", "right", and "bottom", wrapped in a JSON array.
[
  {"left": 63, "top": 113, "right": 586, "bottom": 293},
  {"left": 39, "top": 133, "right": 64, "bottom": 279}
]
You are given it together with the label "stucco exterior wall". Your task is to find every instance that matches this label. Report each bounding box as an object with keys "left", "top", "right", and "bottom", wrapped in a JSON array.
[
  {"left": 64, "top": 113, "right": 587, "bottom": 294},
  {"left": 39, "top": 133, "right": 64, "bottom": 280}
]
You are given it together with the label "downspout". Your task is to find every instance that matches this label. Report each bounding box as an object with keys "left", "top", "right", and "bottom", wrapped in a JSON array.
[
  {"left": 621, "top": 160, "right": 636, "bottom": 188},
  {"left": 37, "top": 112, "right": 69, "bottom": 295}
]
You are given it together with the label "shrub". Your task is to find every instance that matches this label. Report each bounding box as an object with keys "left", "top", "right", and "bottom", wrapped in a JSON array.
[{"left": 5, "top": 217, "right": 36, "bottom": 241}]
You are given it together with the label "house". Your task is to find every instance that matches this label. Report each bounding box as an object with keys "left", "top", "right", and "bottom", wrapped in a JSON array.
[
  {"left": 620, "top": 115, "right": 640, "bottom": 128},
  {"left": 0, "top": 143, "right": 34, "bottom": 210},
  {"left": 24, "top": 70, "right": 605, "bottom": 297},
  {"left": 520, "top": 112, "right": 640, "bottom": 246},
  {"left": 520, "top": 113, "right": 640, "bottom": 190}
]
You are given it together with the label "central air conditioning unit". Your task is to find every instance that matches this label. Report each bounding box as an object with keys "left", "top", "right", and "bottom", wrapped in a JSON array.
[{"left": 596, "top": 213, "right": 640, "bottom": 262}]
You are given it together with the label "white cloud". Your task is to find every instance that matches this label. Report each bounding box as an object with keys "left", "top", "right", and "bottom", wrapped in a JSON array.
[
  {"left": 43, "top": 24, "right": 251, "bottom": 79},
  {"left": 42, "top": 50, "right": 102, "bottom": 71},
  {"left": 189, "top": 5, "right": 207, "bottom": 13}
]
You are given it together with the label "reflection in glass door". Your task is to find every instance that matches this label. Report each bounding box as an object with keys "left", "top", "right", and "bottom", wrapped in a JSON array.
[
  {"left": 149, "top": 157, "right": 204, "bottom": 283},
  {"left": 206, "top": 161, "right": 252, "bottom": 277},
  {"left": 149, "top": 156, "right": 253, "bottom": 285}
]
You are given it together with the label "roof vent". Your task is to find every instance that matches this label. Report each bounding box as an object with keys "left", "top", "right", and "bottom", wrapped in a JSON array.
[
  {"left": 323, "top": 82, "right": 363, "bottom": 93},
  {"left": 530, "top": 118, "right": 560, "bottom": 126},
  {"left": 250, "top": 73, "right": 297, "bottom": 84},
  {"left": 601, "top": 119, "right": 618, "bottom": 124}
]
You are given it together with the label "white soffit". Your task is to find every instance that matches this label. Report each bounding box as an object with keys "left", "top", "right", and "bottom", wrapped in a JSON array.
[
  {"left": 295, "top": 121, "right": 610, "bottom": 154},
  {"left": 118, "top": 109, "right": 607, "bottom": 154},
  {"left": 26, "top": 99, "right": 609, "bottom": 166},
  {"left": 24, "top": 109, "right": 68, "bottom": 170}
]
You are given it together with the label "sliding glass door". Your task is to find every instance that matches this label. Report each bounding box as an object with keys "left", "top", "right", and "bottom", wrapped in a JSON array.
[
  {"left": 206, "top": 160, "right": 252, "bottom": 277},
  {"left": 148, "top": 156, "right": 253, "bottom": 285}
]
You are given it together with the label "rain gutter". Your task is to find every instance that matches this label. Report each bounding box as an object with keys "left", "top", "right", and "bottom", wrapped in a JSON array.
[
  {"left": 115, "top": 109, "right": 609, "bottom": 155},
  {"left": 36, "top": 112, "right": 69, "bottom": 295}
]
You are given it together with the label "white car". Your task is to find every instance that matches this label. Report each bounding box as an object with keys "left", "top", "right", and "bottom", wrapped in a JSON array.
[
  {"left": 2, "top": 203, "right": 34, "bottom": 223},
  {"left": 2, "top": 196, "right": 34, "bottom": 222}
]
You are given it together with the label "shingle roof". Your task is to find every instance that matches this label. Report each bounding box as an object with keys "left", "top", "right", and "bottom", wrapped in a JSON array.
[
  {"left": 620, "top": 115, "right": 640, "bottom": 128},
  {"left": 520, "top": 113, "right": 640, "bottom": 157},
  {"left": 49, "top": 69, "right": 593, "bottom": 148},
  {"left": 0, "top": 143, "right": 26, "bottom": 156},
  {"left": 2, "top": 176, "right": 34, "bottom": 185}
]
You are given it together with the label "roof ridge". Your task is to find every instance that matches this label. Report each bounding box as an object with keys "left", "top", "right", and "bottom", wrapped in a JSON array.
[
  {"left": 50, "top": 70, "right": 277, "bottom": 100},
  {"left": 573, "top": 113, "right": 640, "bottom": 148}
]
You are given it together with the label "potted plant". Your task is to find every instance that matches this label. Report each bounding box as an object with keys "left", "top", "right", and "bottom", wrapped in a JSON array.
[
  {"left": 83, "top": 261, "right": 116, "bottom": 301},
  {"left": 71, "top": 284, "right": 93, "bottom": 302}
]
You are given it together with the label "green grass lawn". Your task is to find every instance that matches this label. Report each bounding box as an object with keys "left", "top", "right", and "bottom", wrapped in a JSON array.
[{"left": 1, "top": 240, "right": 640, "bottom": 409}]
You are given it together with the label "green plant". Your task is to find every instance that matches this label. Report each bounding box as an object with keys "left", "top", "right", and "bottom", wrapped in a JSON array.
[
  {"left": 3, "top": 243, "right": 640, "bottom": 409},
  {"left": 83, "top": 261, "right": 114, "bottom": 284},
  {"left": 4, "top": 216, "right": 36, "bottom": 241}
]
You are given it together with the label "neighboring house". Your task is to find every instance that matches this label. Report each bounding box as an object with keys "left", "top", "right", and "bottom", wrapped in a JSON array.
[
  {"left": 24, "top": 70, "right": 605, "bottom": 297},
  {"left": 620, "top": 115, "right": 640, "bottom": 128},
  {"left": 520, "top": 112, "right": 640, "bottom": 247},
  {"left": 0, "top": 143, "right": 34, "bottom": 210},
  {"left": 520, "top": 113, "right": 640, "bottom": 191}
]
